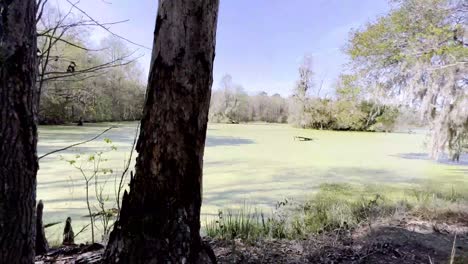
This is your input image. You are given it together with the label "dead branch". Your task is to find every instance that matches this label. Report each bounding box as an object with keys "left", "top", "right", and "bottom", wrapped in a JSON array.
[
  {"left": 38, "top": 126, "right": 115, "bottom": 160},
  {"left": 45, "top": 72, "right": 109, "bottom": 82},
  {"left": 72, "top": 223, "right": 89, "bottom": 240},
  {"left": 40, "top": 56, "right": 140, "bottom": 82},
  {"left": 65, "top": 0, "right": 151, "bottom": 50},
  {"left": 40, "top": 34, "right": 105, "bottom": 51},
  {"left": 38, "top": 19, "right": 129, "bottom": 38},
  {"left": 36, "top": 0, "right": 49, "bottom": 23}
]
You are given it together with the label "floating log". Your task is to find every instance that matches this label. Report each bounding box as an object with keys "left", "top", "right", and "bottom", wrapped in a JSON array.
[{"left": 294, "top": 136, "right": 314, "bottom": 141}]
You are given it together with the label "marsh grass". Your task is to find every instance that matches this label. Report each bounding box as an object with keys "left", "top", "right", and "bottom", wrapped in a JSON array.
[
  {"left": 205, "top": 205, "right": 269, "bottom": 240},
  {"left": 204, "top": 183, "right": 468, "bottom": 241}
]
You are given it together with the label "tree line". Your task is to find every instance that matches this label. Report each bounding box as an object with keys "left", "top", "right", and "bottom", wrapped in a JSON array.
[
  {"left": 210, "top": 65, "right": 403, "bottom": 133},
  {"left": 209, "top": 75, "right": 289, "bottom": 123},
  {"left": 35, "top": 4, "right": 407, "bottom": 135},
  {"left": 36, "top": 5, "right": 403, "bottom": 132}
]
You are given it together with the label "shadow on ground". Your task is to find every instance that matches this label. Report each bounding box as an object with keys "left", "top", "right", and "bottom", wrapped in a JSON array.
[
  {"left": 205, "top": 136, "right": 254, "bottom": 147},
  {"left": 396, "top": 152, "right": 468, "bottom": 166}
]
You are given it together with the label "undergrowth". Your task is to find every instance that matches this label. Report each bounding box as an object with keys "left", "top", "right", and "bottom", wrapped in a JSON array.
[{"left": 204, "top": 183, "right": 468, "bottom": 241}]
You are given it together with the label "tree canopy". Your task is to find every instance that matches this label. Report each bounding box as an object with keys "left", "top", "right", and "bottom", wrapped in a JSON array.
[{"left": 347, "top": 0, "right": 467, "bottom": 160}]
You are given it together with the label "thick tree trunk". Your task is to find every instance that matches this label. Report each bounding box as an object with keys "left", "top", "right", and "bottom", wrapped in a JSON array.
[
  {"left": 0, "top": 0, "right": 39, "bottom": 263},
  {"left": 104, "top": 0, "right": 219, "bottom": 263}
]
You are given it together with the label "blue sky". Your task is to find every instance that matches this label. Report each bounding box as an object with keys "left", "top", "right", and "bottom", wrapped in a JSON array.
[{"left": 52, "top": 0, "right": 391, "bottom": 96}]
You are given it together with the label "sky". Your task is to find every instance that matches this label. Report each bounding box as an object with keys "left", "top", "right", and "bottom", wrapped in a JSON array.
[{"left": 51, "top": 0, "right": 392, "bottom": 96}]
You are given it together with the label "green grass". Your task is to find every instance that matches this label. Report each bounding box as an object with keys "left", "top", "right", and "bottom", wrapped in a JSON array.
[
  {"left": 205, "top": 205, "right": 270, "bottom": 241},
  {"left": 204, "top": 183, "right": 468, "bottom": 241}
]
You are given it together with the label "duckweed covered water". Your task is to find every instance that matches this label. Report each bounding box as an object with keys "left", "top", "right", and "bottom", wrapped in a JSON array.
[{"left": 37, "top": 122, "right": 467, "bottom": 242}]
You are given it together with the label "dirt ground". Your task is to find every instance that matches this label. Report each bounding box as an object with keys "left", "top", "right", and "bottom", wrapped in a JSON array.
[
  {"left": 35, "top": 215, "right": 468, "bottom": 264},
  {"left": 211, "top": 214, "right": 468, "bottom": 264}
]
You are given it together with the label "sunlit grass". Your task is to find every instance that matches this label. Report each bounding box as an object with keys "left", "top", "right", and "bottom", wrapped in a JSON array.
[{"left": 204, "top": 183, "right": 468, "bottom": 241}]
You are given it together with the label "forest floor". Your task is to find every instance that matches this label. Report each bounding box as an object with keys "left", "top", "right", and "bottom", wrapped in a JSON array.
[
  {"left": 210, "top": 214, "right": 468, "bottom": 264},
  {"left": 35, "top": 213, "right": 468, "bottom": 264}
]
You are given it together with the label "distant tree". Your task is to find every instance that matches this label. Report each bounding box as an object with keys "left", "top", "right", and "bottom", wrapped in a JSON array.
[
  {"left": 289, "top": 56, "right": 315, "bottom": 127},
  {"left": 296, "top": 56, "right": 315, "bottom": 97},
  {"left": 347, "top": 0, "right": 467, "bottom": 159},
  {"left": 227, "top": 86, "right": 249, "bottom": 122},
  {"left": 209, "top": 76, "right": 289, "bottom": 123},
  {"left": 104, "top": 0, "right": 220, "bottom": 262},
  {"left": 218, "top": 74, "right": 248, "bottom": 122},
  {"left": 262, "top": 92, "right": 289, "bottom": 122},
  {"left": 248, "top": 92, "right": 287, "bottom": 123},
  {"left": 210, "top": 75, "right": 241, "bottom": 122},
  {"left": 335, "top": 74, "right": 362, "bottom": 101},
  {"left": 0, "top": 0, "right": 38, "bottom": 262}
]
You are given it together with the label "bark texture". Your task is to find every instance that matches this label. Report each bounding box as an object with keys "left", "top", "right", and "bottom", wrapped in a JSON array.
[
  {"left": 35, "top": 200, "right": 49, "bottom": 256},
  {"left": 104, "top": 0, "right": 219, "bottom": 263},
  {"left": 0, "top": 0, "right": 39, "bottom": 263},
  {"left": 62, "top": 217, "right": 74, "bottom": 245}
]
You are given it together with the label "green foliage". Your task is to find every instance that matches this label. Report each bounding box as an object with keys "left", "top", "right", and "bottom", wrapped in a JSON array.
[
  {"left": 346, "top": 0, "right": 468, "bottom": 158},
  {"left": 372, "top": 107, "right": 400, "bottom": 132},
  {"left": 335, "top": 74, "right": 362, "bottom": 101},
  {"left": 290, "top": 97, "right": 399, "bottom": 132},
  {"left": 62, "top": 141, "right": 118, "bottom": 243},
  {"left": 287, "top": 56, "right": 400, "bottom": 132},
  {"left": 331, "top": 100, "right": 368, "bottom": 131}
]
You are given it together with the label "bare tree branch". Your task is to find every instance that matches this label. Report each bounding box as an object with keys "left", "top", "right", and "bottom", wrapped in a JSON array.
[
  {"left": 36, "top": 0, "right": 49, "bottom": 23},
  {"left": 38, "top": 126, "right": 115, "bottom": 160},
  {"left": 65, "top": 0, "right": 152, "bottom": 50},
  {"left": 40, "top": 55, "right": 141, "bottom": 82},
  {"left": 38, "top": 19, "right": 129, "bottom": 36},
  {"left": 45, "top": 72, "right": 109, "bottom": 82},
  {"left": 40, "top": 34, "right": 106, "bottom": 51},
  {"left": 73, "top": 224, "right": 91, "bottom": 240}
]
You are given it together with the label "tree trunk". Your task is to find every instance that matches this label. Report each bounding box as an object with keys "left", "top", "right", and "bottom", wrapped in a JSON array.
[
  {"left": 35, "top": 200, "right": 49, "bottom": 256},
  {"left": 62, "top": 217, "right": 74, "bottom": 245},
  {"left": 104, "top": 0, "right": 219, "bottom": 263},
  {"left": 0, "top": 0, "right": 39, "bottom": 263}
]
